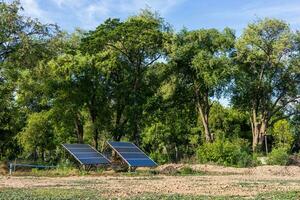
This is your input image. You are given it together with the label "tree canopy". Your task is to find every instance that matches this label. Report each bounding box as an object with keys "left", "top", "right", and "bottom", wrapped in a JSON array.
[{"left": 0, "top": 1, "right": 299, "bottom": 165}]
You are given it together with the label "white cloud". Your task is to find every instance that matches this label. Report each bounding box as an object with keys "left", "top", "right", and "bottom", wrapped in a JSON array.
[
  {"left": 246, "top": 4, "right": 300, "bottom": 25},
  {"left": 210, "top": 2, "right": 300, "bottom": 26},
  {"left": 50, "top": 0, "right": 185, "bottom": 14},
  {"left": 117, "top": 0, "right": 186, "bottom": 14},
  {"left": 20, "top": 0, "right": 52, "bottom": 23},
  {"left": 78, "top": 1, "right": 110, "bottom": 29},
  {"left": 51, "top": 0, "right": 84, "bottom": 8},
  {"left": 47, "top": 0, "right": 185, "bottom": 29}
]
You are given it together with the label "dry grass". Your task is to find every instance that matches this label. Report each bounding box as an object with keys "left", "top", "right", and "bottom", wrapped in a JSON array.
[{"left": 1, "top": 164, "right": 300, "bottom": 199}]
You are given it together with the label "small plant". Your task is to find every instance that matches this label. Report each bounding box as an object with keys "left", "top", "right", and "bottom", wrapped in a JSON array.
[{"left": 148, "top": 169, "right": 159, "bottom": 175}]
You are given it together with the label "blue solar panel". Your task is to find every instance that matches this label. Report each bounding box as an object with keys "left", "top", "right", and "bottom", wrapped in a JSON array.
[
  {"left": 127, "top": 159, "right": 157, "bottom": 167},
  {"left": 114, "top": 147, "right": 141, "bottom": 153},
  {"left": 109, "top": 141, "right": 134, "bottom": 147},
  {"left": 107, "top": 141, "right": 157, "bottom": 167},
  {"left": 62, "top": 144, "right": 110, "bottom": 165}
]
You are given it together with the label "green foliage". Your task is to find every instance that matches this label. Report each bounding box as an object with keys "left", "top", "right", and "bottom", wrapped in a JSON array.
[
  {"left": 197, "top": 139, "right": 253, "bottom": 167},
  {"left": 142, "top": 103, "right": 196, "bottom": 163},
  {"left": 81, "top": 9, "right": 168, "bottom": 143},
  {"left": 18, "top": 111, "right": 55, "bottom": 159},
  {"left": 233, "top": 18, "right": 300, "bottom": 151},
  {"left": 267, "top": 147, "right": 289, "bottom": 165},
  {"left": 0, "top": 0, "right": 299, "bottom": 166},
  {"left": 168, "top": 27, "right": 235, "bottom": 142},
  {"left": 209, "top": 103, "right": 251, "bottom": 140},
  {"left": 0, "top": 0, "right": 61, "bottom": 160},
  {"left": 271, "top": 120, "right": 294, "bottom": 149}
]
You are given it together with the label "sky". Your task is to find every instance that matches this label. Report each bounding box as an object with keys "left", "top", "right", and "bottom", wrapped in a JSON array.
[{"left": 13, "top": 0, "right": 300, "bottom": 34}]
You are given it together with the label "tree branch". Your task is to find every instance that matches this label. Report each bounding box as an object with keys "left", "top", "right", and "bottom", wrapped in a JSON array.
[
  {"left": 269, "top": 96, "right": 300, "bottom": 118},
  {"left": 270, "top": 110, "right": 300, "bottom": 126}
]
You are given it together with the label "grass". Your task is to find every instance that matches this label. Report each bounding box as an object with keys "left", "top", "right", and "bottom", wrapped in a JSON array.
[
  {"left": 119, "top": 167, "right": 208, "bottom": 177},
  {"left": 10, "top": 165, "right": 234, "bottom": 177},
  {"left": 237, "top": 179, "right": 300, "bottom": 187},
  {"left": 1, "top": 188, "right": 300, "bottom": 200},
  {"left": 0, "top": 188, "right": 102, "bottom": 200},
  {"left": 255, "top": 190, "right": 300, "bottom": 199},
  {"left": 177, "top": 166, "right": 206, "bottom": 176},
  {"left": 12, "top": 166, "right": 107, "bottom": 177},
  {"left": 13, "top": 168, "right": 82, "bottom": 177}
]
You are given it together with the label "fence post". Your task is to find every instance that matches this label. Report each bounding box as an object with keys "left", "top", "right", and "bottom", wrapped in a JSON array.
[{"left": 9, "top": 163, "right": 12, "bottom": 175}]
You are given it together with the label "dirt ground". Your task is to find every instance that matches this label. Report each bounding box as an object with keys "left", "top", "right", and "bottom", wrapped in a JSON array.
[{"left": 1, "top": 164, "right": 300, "bottom": 198}]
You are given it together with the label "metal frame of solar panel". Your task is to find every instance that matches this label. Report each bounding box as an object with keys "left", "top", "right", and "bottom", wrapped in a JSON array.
[
  {"left": 62, "top": 144, "right": 110, "bottom": 166},
  {"left": 107, "top": 141, "right": 157, "bottom": 167}
]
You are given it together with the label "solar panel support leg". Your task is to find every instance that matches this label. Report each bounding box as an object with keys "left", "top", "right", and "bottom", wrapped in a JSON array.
[{"left": 128, "top": 166, "right": 137, "bottom": 172}]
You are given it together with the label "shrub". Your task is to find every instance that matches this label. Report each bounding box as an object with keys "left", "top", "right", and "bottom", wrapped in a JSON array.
[
  {"left": 149, "top": 152, "right": 169, "bottom": 165},
  {"left": 179, "top": 166, "right": 195, "bottom": 175},
  {"left": 271, "top": 120, "right": 294, "bottom": 149},
  {"left": 267, "top": 147, "right": 289, "bottom": 165},
  {"left": 196, "top": 138, "right": 253, "bottom": 167}
]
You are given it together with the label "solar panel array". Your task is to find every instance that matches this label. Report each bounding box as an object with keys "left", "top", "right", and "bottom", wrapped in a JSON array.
[
  {"left": 62, "top": 144, "right": 110, "bottom": 165},
  {"left": 107, "top": 141, "right": 157, "bottom": 167}
]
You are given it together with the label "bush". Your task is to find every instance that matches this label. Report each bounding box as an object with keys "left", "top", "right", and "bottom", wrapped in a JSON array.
[
  {"left": 149, "top": 152, "right": 169, "bottom": 165},
  {"left": 179, "top": 166, "right": 195, "bottom": 175},
  {"left": 267, "top": 147, "right": 289, "bottom": 165},
  {"left": 196, "top": 138, "right": 253, "bottom": 167}
]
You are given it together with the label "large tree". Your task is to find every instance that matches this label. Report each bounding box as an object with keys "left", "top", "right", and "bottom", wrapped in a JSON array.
[
  {"left": 45, "top": 52, "right": 111, "bottom": 149},
  {"left": 0, "top": 0, "right": 59, "bottom": 159},
  {"left": 168, "top": 28, "right": 235, "bottom": 142},
  {"left": 233, "top": 18, "right": 300, "bottom": 151},
  {"left": 81, "top": 10, "right": 168, "bottom": 143}
]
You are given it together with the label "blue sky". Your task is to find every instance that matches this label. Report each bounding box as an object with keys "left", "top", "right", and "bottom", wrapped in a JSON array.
[{"left": 15, "top": 0, "right": 300, "bottom": 34}]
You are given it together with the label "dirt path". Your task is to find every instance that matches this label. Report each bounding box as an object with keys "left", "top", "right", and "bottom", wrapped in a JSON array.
[{"left": 1, "top": 165, "right": 300, "bottom": 198}]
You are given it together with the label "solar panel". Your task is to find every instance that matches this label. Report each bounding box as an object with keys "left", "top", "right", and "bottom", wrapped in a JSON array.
[
  {"left": 107, "top": 141, "right": 157, "bottom": 167},
  {"left": 62, "top": 144, "right": 110, "bottom": 165}
]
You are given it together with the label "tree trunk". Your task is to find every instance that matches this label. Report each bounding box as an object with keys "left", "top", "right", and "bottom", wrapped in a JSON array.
[
  {"left": 194, "top": 85, "right": 213, "bottom": 143},
  {"left": 89, "top": 106, "right": 99, "bottom": 150},
  {"left": 113, "top": 105, "right": 125, "bottom": 141},
  {"left": 74, "top": 113, "right": 84, "bottom": 144},
  {"left": 88, "top": 91, "right": 99, "bottom": 150},
  {"left": 132, "top": 66, "right": 140, "bottom": 145},
  {"left": 198, "top": 105, "right": 213, "bottom": 142},
  {"left": 41, "top": 148, "right": 45, "bottom": 161},
  {"left": 91, "top": 116, "right": 99, "bottom": 150},
  {"left": 33, "top": 147, "right": 38, "bottom": 161},
  {"left": 251, "top": 111, "right": 267, "bottom": 152},
  {"left": 93, "top": 128, "right": 99, "bottom": 150}
]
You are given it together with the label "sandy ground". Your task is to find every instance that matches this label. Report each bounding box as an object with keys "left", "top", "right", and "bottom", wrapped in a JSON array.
[{"left": 1, "top": 164, "right": 300, "bottom": 198}]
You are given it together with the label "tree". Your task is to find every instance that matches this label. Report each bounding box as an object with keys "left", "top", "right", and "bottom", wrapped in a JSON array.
[
  {"left": 233, "top": 18, "right": 300, "bottom": 151},
  {"left": 0, "top": 0, "right": 59, "bottom": 159},
  {"left": 45, "top": 52, "right": 111, "bottom": 149},
  {"left": 16, "top": 30, "right": 86, "bottom": 144},
  {"left": 81, "top": 10, "right": 168, "bottom": 143},
  {"left": 0, "top": 1, "right": 59, "bottom": 64},
  {"left": 18, "top": 111, "right": 55, "bottom": 161},
  {"left": 142, "top": 70, "right": 197, "bottom": 162},
  {"left": 168, "top": 28, "right": 235, "bottom": 142}
]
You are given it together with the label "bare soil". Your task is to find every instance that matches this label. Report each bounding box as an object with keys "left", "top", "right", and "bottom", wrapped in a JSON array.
[{"left": 1, "top": 164, "right": 300, "bottom": 198}]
